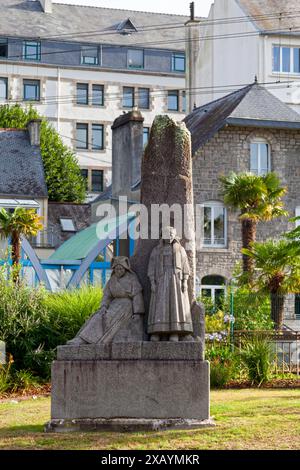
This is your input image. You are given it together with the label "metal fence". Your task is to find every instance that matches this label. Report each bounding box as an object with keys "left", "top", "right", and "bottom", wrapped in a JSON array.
[{"left": 233, "top": 330, "right": 300, "bottom": 376}]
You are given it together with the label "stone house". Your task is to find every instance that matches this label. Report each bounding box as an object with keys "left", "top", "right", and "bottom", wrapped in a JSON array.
[{"left": 185, "top": 82, "right": 300, "bottom": 325}]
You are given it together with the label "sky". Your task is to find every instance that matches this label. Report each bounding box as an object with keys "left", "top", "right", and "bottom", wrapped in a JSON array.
[{"left": 55, "top": 0, "right": 214, "bottom": 17}]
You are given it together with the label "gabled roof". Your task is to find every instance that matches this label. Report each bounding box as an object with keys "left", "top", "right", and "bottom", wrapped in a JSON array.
[
  {"left": 117, "top": 18, "right": 138, "bottom": 35},
  {"left": 184, "top": 83, "right": 300, "bottom": 155},
  {"left": 0, "top": 129, "right": 47, "bottom": 198},
  {"left": 0, "top": 0, "right": 190, "bottom": 51},
  {"left": 237, "top": 0, "right": 300, "bottom": 34}
]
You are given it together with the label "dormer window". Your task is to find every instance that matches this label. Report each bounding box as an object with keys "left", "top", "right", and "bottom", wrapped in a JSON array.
[
  {"left": 127, "top": 49, "right": 144, "bottom": 69},
  {"left": 117, "top": 18, "right": 137, "bottom": 36},
  {"left": 0, "top": 39, "right": 8, "bottom": 58},
  {"left": 81, "top": 46, "right": 99, "bottom": 66},
  {"left": 23, "top": 41, "right": 41, "bottom": 61}
]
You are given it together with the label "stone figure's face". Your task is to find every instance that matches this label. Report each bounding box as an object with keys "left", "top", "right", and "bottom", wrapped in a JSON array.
[
  {"left": 161, "top": 226, "right": 176, "bottom": 244},
  {"left": 114, "top": 265, "right": 126, "bottom": 278}
]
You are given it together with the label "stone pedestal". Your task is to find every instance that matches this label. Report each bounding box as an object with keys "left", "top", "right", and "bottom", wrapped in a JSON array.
[{"left": 46, "top": 342, "right": 214, "bottom": 432}]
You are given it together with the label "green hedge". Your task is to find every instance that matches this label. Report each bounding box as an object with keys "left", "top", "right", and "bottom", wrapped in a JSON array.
[{"left": 0, "top": 272, "right": 102, "bottom": 379}]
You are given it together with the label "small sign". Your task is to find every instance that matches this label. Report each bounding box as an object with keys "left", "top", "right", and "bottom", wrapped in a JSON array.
[{"left": 0, "top": 341, "right": 5, "bottom": 364}]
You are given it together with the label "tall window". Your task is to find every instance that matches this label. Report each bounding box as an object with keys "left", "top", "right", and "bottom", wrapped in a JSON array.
[
  {"left": 123, "top": 87, "right": 134, "bottom": 108},
  {"left": 172, "top": 52, "right": 185, "bottom": 72},
  {"left": 0, "top": 39, "right": 8, "bottom": 58},
  {"left": 127, "top": 49, "right": 144, "bottom": 69},
  {"left": 201, "top": 275, "right": 226, "bottom": 305},
  {"left": 250, "top": 141, "right": 270, "bottom": 175},
  {"left": 182, "top": 91, "right": 186, "bottom": 112},
  {"left": 80, "top": 169, "right": 88, "bottom": 189},
  {"left": 23, "top": 79, "right": 40, "bottom": 101},
  {"left": 92, "top": 124, "right": 104, "bottom": 150},
  {"left": 0, "top": 78, "right": 7, "bottom": 100},
  {"left": 81, "top": 46, "right": 98, "bottom": 65},
  {"left": 91, "top": 170, "right": 104, "bottom": 192},
  {"left": 76, "top": 83, "right": 88, "bottom": 105},
  {"left": 76, "top": 123, "right": 88, "bottom": 149},
  {"left": 203, "top": 202, "right": 227, "bottom": 247},
  {"left": 143, "top": 127, "right": 150, "bottom": 147},
  {"left": 23, "top": 41, "right": 41, "bottom": 61},
  {"left": 92, "top": 84, "right": 104, "bottom": 106},
  {"left": 168, "top": 90, "right": 179, "bottom": 111},
  {"left": 273, "top": 45, "right": 300, "bottom": 73},
  {"left": 138, "top": 88, "right": 150, "bottom": 109}
]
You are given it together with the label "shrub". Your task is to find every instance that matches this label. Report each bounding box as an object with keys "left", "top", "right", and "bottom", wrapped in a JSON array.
[
  {"left": 239, "top": 336, "right": 274, "bottom": 386},
  {"left": 206, "top": 344, "right": 237, "bottom": 388},
  {"left": 232, "top": 287, "right": 274, "bottom": 331},
  {"left": 0, "top": 271, "right": 102, "bottom": 379}
]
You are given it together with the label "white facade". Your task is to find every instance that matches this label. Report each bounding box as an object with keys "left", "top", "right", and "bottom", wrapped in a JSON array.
[
  {"left": 0, "top": 61, "right": 186, "bottom": 198},
  {"left": 187, "top": 0, "right": 300, "bottom": 113}
]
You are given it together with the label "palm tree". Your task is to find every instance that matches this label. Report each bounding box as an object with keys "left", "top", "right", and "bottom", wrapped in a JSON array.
[
  {"left": 242, "top": 240, "right": 300, "bottom": 329},
  {"left": 0, "top": 208, "right": 43, "bottom": 282},
  {"left": 220, "top": 172, "right": 288, "bottom": 280}
]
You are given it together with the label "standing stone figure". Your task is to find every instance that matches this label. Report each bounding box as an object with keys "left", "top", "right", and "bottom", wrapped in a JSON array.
[
  {"left": 68, "top": 257, "right": 144, "bottom": 345},
  {"left": 147, "top": 226, "right": 194, "bottom": 342}
]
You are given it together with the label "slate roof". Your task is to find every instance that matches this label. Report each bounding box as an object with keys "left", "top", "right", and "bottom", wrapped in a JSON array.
[
  {"left": 48, "top": 202, "right": 91, "bottom": 246},
  {"left": 0, "top": 0, "right": 191, "bottom": 51},
  {"left": 92, "top": 184, "right": 112, "bottom": 204},
  {"left": 237, "top": 0, "right": 300, "bottom": 34},
  {"left": 0, "top": 129, "right": 48, "bottom": 198},
  {"left": 184, "top": 83, "right": 300, "bottom": 155}
]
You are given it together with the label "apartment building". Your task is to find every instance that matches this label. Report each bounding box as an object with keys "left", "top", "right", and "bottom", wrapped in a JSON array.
[
  {"left": 0, "top": 0, "right": 189, "bottom": 199},
  {"left": 186, "top": 0, "right": 300, "bottom": 113}
]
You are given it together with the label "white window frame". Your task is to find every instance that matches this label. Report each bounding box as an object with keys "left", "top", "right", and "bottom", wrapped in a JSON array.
[
  {"left": 250, "top": 139, "right": 271, "bottom": 175},
  {"left": 272, "top": 45, "right": 300, "bottom": 74},
  {"left": 201, "top": 285, "right": 226, "bottom": 303},
  {"left": 202, "top": 201, "right": 227, "bottom": 248},
  {"left": 200, "top": 275, "right": 227, "bottom": 303}
]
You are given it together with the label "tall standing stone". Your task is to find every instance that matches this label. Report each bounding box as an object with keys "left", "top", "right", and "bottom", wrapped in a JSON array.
[{"left": 131, "top": 115, "right": 197, "bottom": 321}]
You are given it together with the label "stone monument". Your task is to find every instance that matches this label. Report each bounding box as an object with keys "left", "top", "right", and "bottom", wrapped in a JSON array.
[{"left": 46, "top": 115, "right": 213, "bottom": 432}]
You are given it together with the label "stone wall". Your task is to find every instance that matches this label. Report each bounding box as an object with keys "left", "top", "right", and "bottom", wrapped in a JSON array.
[{"left": 193, "top": 125, "right": 300, "bottom": 296}]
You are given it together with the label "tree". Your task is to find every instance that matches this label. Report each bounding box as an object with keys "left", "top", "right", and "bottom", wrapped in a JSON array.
[
  {"left": 220, "top": 172, "right": 288, "bottom": 281},
  {"left": 0, "top": 104, "right": 86, "bottom": 203},
  {"left": 242, "top": 239, "right": 300, "bottom": 329},
  {"left": 0, "top": 208, "right": 43, "bottom": 282}
]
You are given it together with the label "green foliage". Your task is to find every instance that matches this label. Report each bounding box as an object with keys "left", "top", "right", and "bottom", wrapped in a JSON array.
[
  {"left": 206, "top": 344, "right": 237, "bottom": 388},
  {"left": 231, "top": 286, "right": 274, "bottom": 331},
  {"left": 42, "top": 285, "right": 103, "bottom": 347},
  {"left": 0, "top": 104, "right": 86, "bottom": 203},
  {"left": 0, "top": 271, "right": 102, "bottom": 379},
  {"left": 205, "top": 310, "right": 227, "bottom": 333},
  {"left": 239, "top": 336, "right": 274, "bottom": 386},
  {"left": 242, "top": 239, "right": 300, "bottom": 295},
  {"left": 220, "top": 172, "right": 287, "bottom": 222}
]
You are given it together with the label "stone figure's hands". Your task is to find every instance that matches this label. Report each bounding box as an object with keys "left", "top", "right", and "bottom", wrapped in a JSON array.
[{"left": 182, "top": 280, "right": 188, "bottom": 293}]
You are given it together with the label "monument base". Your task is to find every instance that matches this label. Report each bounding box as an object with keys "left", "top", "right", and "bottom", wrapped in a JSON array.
[
  {"left": 47, "top": 342, "right": 211, "bottom": 433},
  {"left": 45, "top": 417, "right": 215, "bottom": 433}
]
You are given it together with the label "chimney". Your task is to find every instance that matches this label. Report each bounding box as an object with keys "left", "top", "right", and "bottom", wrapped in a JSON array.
[
  {"left": 185, "top": 3, "right": 201, "bottom": 113},
  {"left": 111, "top": 110, "right": 144, "bottom": 199},
  {"left": 27, "top": 119, "right": 42, "bottom": 146},
  {"left": 40, "top": 0, "right": 52, "bottom": 13}
]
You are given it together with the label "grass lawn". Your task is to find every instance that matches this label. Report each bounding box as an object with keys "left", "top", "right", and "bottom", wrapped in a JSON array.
[{"left": 0, "top": 389, "right": 300, "bottom": 450}]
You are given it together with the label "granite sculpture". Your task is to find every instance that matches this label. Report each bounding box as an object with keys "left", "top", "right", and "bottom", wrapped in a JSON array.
[
  {"left": 67, "top": 257, "right": 144, "bottom": 345},
  {"left": 47, "top": 113, "right": 213, "bottom": 433},
  {"left": 148, "top": 226, "right": 194, "bottom": 342}
]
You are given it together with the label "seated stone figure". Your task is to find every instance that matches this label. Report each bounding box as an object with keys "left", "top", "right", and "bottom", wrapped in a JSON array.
[{"left": 68, "top": 257, "right": 144, "bottom": 345}]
